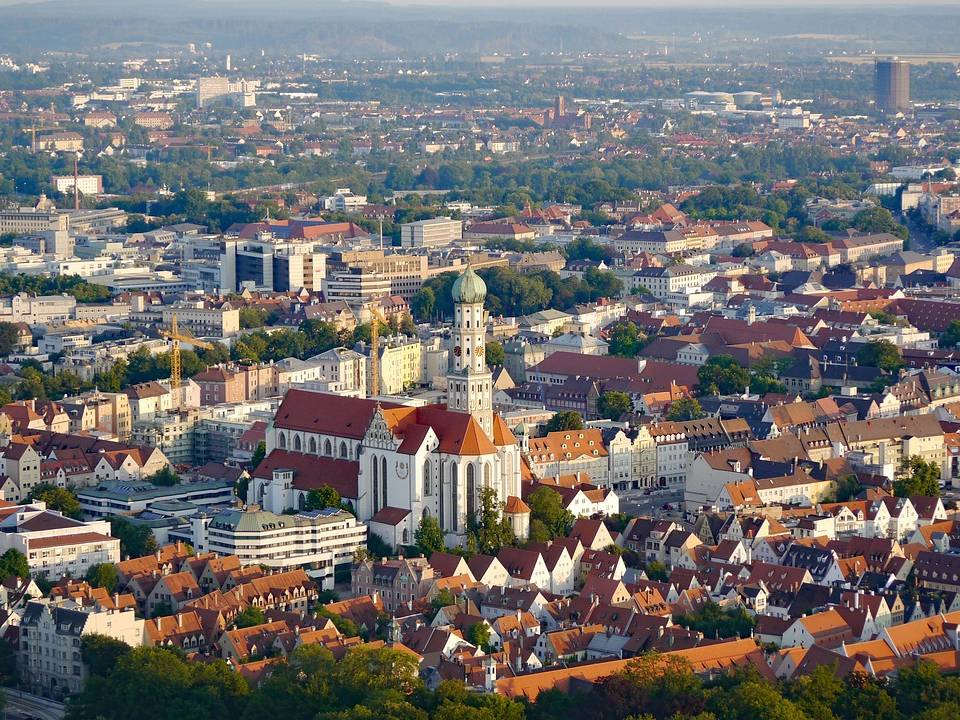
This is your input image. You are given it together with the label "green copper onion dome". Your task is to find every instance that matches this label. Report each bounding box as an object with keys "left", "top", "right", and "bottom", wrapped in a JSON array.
[{"left": 451, "top": 266, "right": 486, "bottom": 304}]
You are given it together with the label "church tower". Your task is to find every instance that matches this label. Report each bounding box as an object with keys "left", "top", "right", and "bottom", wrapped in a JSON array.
[{"left": 447, "top": 266, "right": 493, "bottom": 437}]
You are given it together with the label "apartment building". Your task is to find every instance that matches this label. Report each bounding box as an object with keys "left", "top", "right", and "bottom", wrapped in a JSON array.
[
  {"left": 19, "top": 598, "right": 145, "bottom": 698},
  {"left": 160, "top": 301, "right": 240, "bottom": 338},
  {"left": 190, "top": 507, "right": 367, "bottom": 589},
  {"left": 0, "top": 501, "right": 119, "bottom": 579},
  {"left": 352, "top": 557, "right": 437, "bottom": 612},
  {"left": 59, "top": 390, "right": 132, "bottom": 440},
  {"left": 0, "top": 293, "right": 76, "bottom": 324},
  {"left": 367, "top": 334, "right": 423, "bottom": 395},
  {"left": 631, "top": 265, "right": 715, "bottom": 298},
  {"left": 400, "top": 217, "right": 463, "bottom": 248}
]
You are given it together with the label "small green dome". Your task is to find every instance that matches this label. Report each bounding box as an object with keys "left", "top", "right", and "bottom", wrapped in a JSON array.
[{"left": 452, "top": 266, "right": 486, "bottom": 304}]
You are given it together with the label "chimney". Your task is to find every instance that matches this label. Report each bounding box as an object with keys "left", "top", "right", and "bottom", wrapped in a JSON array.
[{"left": 177, "top": 613, "right": 183, "bottom": 627}]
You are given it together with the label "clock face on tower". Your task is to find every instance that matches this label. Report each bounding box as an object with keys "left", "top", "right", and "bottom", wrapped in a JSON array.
[
  {"left": 477, "top": 346, "right": 485, "bottom": 356},
  {"left": 454, "top": 345, "right": 462, "bottom": 357}
]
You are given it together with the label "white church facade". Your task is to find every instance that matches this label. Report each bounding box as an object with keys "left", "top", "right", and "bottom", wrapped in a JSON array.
[{"left": 249, "top": 267, "right": 529, "bottom": 547}]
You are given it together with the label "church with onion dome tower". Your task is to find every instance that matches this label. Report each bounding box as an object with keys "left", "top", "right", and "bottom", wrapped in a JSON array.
[{"left": 251, "top": 266, "right": 530, "bottom": 548}]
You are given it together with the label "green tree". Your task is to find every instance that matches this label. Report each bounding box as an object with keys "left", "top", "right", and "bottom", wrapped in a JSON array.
[
  {"left": 544, "top": 411, "right": 584, "bottom": 432},
  {"left": 607, "top": 321, "right": 645, "bottom": 358},
  {"left": 0, "top": 548, "right": 29, "bottom": 580},
  {"left": 238, "top": 307, "right": 268, "bottom": 329},
  {"left": 940, "top": 320, "right": 960, "bottom": 349},
  {"left": 147, "top": 466, "right": 180, "bottom": 487},
  {"left": 80, "top": 634, "right": 131, "bottom": 678},
  {"left": 674, "top": 601, "right": 756, "bottom": 639},
  {"left": 110, "top": 516, "right": 157, "bottom": 558},
  {"left": 31, "top": 484, "right": 82, "bottom": 518},
  {"left": 68, "top": 646, "right": 249, "bottom": 720},
  {"left": 895, "top": 456, "right": 942, "bottom": 498},
  {"left": 0, "top": 321, "right": 21, "bottom": 355},
  {"left": 467, "top": 487, "right": 514, "bottom": 554},
  {"left": 465, "top": 621, "right": 491, "bottom": 651},
  {"left": 250, "top": 440, "right": 267, "bottom": 469},
  {"left": 526, "top": 486, "right": 574, "bottom": 541},
  {"left": 710, "top": 678, "right": 807, "bottom": 720},
  {"left": 665, "top": 397, "right": 704, "bottom": 421},
  {"left": 234, "top": 607, "right": 266, "bottom": 629},
  {"left": 306, "top": 485, "right": 342, "bottom": 511},
  {"left": 856, "top": 339, "right": 903, "bottom": 374},
  {"left": 85, "top": 563, "right": 120, "bottom": 593},
  {"left": 592, "top": 653, "right": 706, "bottom": 720},
  {"left": 415, "top": 515, "right": 445, "bottom": 557},
  {"left": 485, "top": 340, "right": 505, "bottom": 368},
  {"left": 410, "top": 287, "right": 436, "bottom": 321},
  {"left": 597, "top": 391, "right": 633, "bottom": 420},
  {"left": 697, "top": 355, "right": 751, "bottom": 396},
  {"left": 431, "top": 588, "right": 457, "bottom": 613},
  {"left": 645, "top": 561, "right": 669, "bottom": 582}
]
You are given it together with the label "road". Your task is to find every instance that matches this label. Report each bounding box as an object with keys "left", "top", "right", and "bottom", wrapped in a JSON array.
[
  {"left": 3, "top": 689, "right": 66, "bottom": 720},
  {"left": 618, "top": 488, "right": 685, "bottom": 519}
]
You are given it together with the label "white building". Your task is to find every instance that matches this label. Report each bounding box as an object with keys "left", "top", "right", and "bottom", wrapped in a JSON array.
[
  {"left": 400, "top": 218, "right": 463, "bottom": 248},
  {"left": 190, "top": 507, "right": 366, "bottom": 589},
  {"left": 0, "top": 502, "right": 119, "bottom": 579},
  {"left": 19, "top": 597, "right": 145, "bottom": 698},
  {"left": 321, "top": 188, "right": 367, "bottom": 212}
]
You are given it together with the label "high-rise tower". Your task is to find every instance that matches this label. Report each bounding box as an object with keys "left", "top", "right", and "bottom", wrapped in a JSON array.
[
  {"left": 447, "top": 266, "right": 493, "bottom": 437},
  {"left": 875, "top": 58, "right": 910, "bottom": 113}
]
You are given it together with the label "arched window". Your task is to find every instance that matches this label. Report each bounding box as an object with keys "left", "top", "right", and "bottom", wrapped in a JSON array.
[
  {"left": 298, "top": 493, "right": 306, "bottom": 510},
  {"left": 402, "top": 528, "right": 409, "bottom": 545},
  {"left": 423, "top": 459, "right": 432, "bottom": 497},
  {"left": 309, "top": 437, "right": 317, "bottom": 454},
  {"left": 278, "top": 432, "right": 287, "bottom": 449},
  {"left": 466, "top": 464, "right": 476, "bottom": 520},
  {"left": 324, "top": 439, "right": 332, "bottom": 456},
  {"left": 484, "top": 462, "right": 492, "bottom": 488},
  {"left": 372, "top": 455, "right": 379, "bottom": 513},
  {"left": 339, "top": 441, "right": 347, "bottom": 458},
  {"left": 422, "top": 507, "right": 430, "bottom": 519},
  {"left": 381, "top": 457, "right": 387, "bottom": 510},
  {"left": 451, "top": 463, "right": 459, "bottom": 532},
  {"left": 439, "top": 464, "right": 445, "bottom": 531},
  {"left": 293, "top": 435, "right": 302, "bottom": 452}
]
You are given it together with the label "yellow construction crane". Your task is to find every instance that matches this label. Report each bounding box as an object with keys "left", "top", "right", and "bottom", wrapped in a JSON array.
[
  {"left": 162, "top": 313, "right": 214, "bottom": 390},
  {"left": 368, "top": 303, "right": 391, "bottom": 398}
]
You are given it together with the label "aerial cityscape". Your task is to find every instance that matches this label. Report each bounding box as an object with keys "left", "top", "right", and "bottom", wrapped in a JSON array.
[{"left": 0, "top": 1, "right": 960, "bottom": 718}]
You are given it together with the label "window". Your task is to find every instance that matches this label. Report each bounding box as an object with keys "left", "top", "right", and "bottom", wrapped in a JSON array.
[
  {"left": 451, "top": 463, "right": 459, "bottom": 532},
  {"left": 309, "top": 437, "right": 317, "bottom": 453},
  {"left": 339, "top": 441, "right": 348, "bottom": 458},
  {"left": 423, "top": 459, "right": 432, "bottom": 496},
  {"left": 467, "top": 464, "right": 476, "bottom": 519},
  {"left": 278, "top": 432, "right": 287, "bottom": 449},
  {"left": 324, "top": 439, "right": 332, "bottom": 456},
  {"left": 294, "top": 435, "right": 302, "bottom": 451}
]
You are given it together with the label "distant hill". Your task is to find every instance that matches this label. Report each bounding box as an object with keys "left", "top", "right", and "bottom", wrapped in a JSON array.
[{"left": 0, "top": 1, "right": 956, "bottom": 57}]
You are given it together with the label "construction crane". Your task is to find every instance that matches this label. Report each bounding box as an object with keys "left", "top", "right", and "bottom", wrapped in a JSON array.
[
  {"left": 368, "top": 303, "right": 391, "bottom": 398},
  {"left": 162, "top": 313, "right": 214, "bottom": 390}
]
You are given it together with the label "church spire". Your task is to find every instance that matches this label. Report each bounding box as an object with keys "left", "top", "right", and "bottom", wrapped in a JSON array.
[{"left": 447, "top": 267, "right": 493, "bottom": 437}]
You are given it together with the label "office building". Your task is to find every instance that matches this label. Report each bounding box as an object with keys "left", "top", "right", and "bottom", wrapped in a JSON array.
[
  {"left": 876, "top": 58, "right": 910, "bottom": 113},
  {"left": 190, "top": 507, "right": 367, "bottom": 588},
  {"left": 400, "top": 217, "right": 462, "bottom": 248}
]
